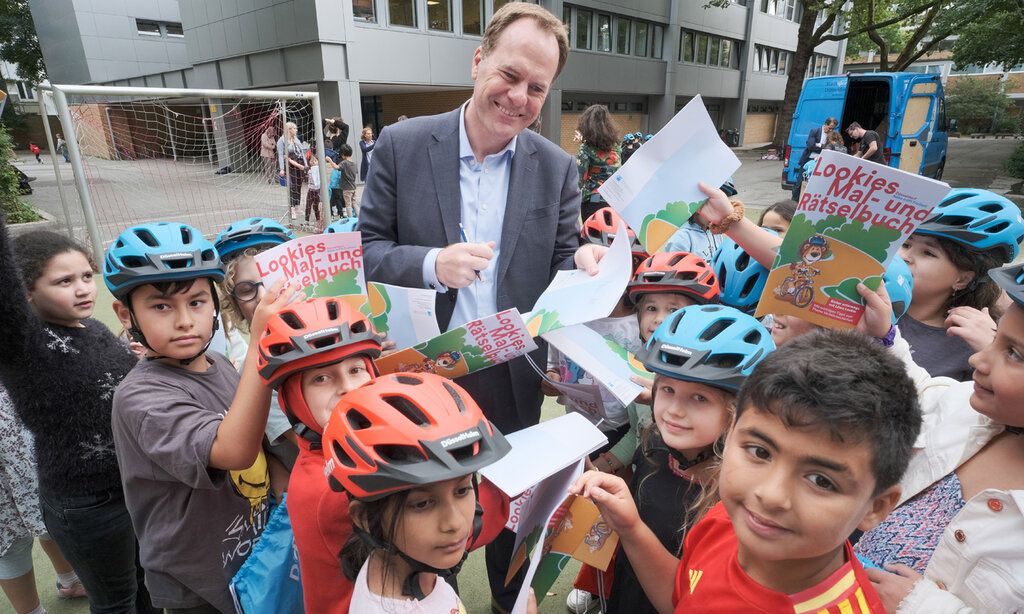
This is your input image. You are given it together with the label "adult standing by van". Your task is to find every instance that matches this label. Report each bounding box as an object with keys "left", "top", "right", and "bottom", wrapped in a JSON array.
[
  {"left": 793, "top": 117, "right": 837, "bottom": 199},
  {"left": 848, "top": 122, "right": 886, "bottom": 164}
]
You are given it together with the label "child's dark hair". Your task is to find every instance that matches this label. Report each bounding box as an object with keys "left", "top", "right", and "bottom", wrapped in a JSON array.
[
  {"left": 936, "top": 237, "right": 1005, "bottom": 315},
  {"left": 340, "top": 492, "right": 410, "bottom": 582},
  {"left": 736, "top": 329, "right": 921, "bottom": 494},
  {"left": 126, "top": 278, "right": 207, "bottom": 305},
  {"left": 340, "top": 143, "right": 353, "bottom": 157},
  {"left": 758, "top": 200, "right": 796, "bottom": 226},
  {"left": 12, "top": 230, "right": 96, "bottom": 290}
]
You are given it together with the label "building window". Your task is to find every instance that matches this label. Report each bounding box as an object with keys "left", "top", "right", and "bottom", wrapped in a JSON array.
[
  {"left": 165, "top": 22, "right": 183, "bottom": 37},
  {"left": 136, "top": 20, "right": 161, "bottom": 36},
  {"left": 762, "top": 0, "right": 800, "bottom": 22},
  {"left": 634, "top": 22, "right": 649, "bottom": 57},
  {"left": 721, "top": 38, "right": 732, "bottom": 67},
  {"left": 754, "top": 44, "right": 791, "bottom": 75},
  {"left": 652, "top": 25, "right": 663, "bottom": 59},
  {"left": 616, "top": 17, "right": 631, "bottom": 54},
  {"left": 15, "top": 81, "right": 35, "bottom": 100},
  {"left": 805, "top": 53, "right": 833, "bottom": 78},
  {"left": 696, "top": 33, "right": 709, "bottom": 64},
  {"left": 709, "top": 37, "right": 721, "bottom": 65},
  {"left": 576, "top": 9, "right": 592, "bottom": 50},
  {"left": 353, "top": 0, "right": 376, "bottom": 22},
  {"left": 597, "top": 14, "right": 611, "bottom": 52},
  {"left": 562, "top": 5, "right": 571, "bottom": 40},
  {"left": 463, "top": 0, "right": 483, "bottom": 34},
  {"left": 681, "top": 29, "right": 694, "bottom": 62},
  {"left": 428, "top": 0, "right": 451, "bottom": 30},
  {"left": 388, "top": 0, "right": 416, "bottom": 27}
]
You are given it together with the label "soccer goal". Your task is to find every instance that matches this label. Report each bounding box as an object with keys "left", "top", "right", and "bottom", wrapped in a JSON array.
[{"left": 41, "top": 84, "right": 333, "bottom": 263}]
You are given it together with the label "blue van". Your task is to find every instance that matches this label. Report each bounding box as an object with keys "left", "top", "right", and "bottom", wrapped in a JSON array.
[{"left": 782, "top": 72, "right": 949, "bottom": 190}]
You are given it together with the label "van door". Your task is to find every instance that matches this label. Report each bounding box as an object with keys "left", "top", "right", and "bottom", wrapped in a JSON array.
[
  {"left": 896, "top": 76, "right": 941, "bottom": 176},
  {"left": 784, "top": 76, "right": 848, "bottom": 187}
]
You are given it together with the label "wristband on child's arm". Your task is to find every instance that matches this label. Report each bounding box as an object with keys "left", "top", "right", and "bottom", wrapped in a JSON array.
[
  {"left": 876, "top": 325, "right": 896, "bottom": 348},
  {"left": 708, "top": 198, "right": 745, "bottom": 235}
]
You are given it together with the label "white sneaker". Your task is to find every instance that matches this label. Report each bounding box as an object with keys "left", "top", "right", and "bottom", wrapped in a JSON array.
[{"left": 566, "top": 589, "right": 600, "bottom": 614}]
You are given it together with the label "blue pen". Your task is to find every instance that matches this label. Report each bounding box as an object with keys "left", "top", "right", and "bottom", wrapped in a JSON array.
[{"left": 459, "top": 223, "right": 484, "bottom": 282}]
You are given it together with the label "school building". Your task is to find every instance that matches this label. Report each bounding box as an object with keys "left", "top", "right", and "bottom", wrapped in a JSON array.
[{"left": 28, "top": 0, "right": 847, "bottom": 157}]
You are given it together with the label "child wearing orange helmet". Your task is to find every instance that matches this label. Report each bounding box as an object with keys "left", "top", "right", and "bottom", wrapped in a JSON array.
[{"left": 256, "top": 297, "right": 384, "bottom": 614}]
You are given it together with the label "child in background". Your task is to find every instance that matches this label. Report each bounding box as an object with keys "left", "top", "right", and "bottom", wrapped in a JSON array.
[
  {"left": 106, "top": 222, "right": 296, "bottom": 613},
  {"left": 323, "top": 373, "right": 514, "bottom": 612},
  {"left": 757, "top": 200, "right": 796, "bottom": 238},
  {"left": 852, "top": 261, "right": 1024, "bottom": 612},
  {"left": 215, "top": 217, "right": 300, "bottom": 480},
  {"left": 339, "top": 144, "right": 359, "bottom": 217},
  {"left": 256, "top": 297, "right": 383, "bottom": 614},
  {"left": 897, "top": 188, "right": 1024, "bottom": 380},
  {"left": 0, "top": 216, "right": 158, "bottom": 614},
  {"left": 328, "top": 150, "right": 344, "bottom": 218},
  {"left": 305, "top": 147, "right": 323, "bottom": 226},
  {"left": 604, "top": 305, "right": 775, "bottom": 614},
  {"left": 575, "top": 329, "right": 921, "bottom": 613},
  {"left": 28, "top": 143, "right": 41, "bottom": 164}
]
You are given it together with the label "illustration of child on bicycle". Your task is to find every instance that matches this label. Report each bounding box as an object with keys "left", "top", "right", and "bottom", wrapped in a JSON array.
[{"left": 774, "top": 234, "right": 832, "bottom": 308}]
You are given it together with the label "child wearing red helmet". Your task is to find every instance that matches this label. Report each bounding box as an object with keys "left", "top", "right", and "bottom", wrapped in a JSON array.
[{"left": 256, "top": 297, "right": 383, "bottom": 614}]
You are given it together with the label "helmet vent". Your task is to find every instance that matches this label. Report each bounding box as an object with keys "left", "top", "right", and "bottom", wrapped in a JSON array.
[
  {"left": 659, "top": 349, "right": 690, "bottom": 368},
  {"left": 707, "top": 353, "right": 743, "bottom": 369},
  {"left": 331, "top": 440, "right": 357, "bottom": 468},
  {"left": 279, "top": 311, "right": 304, "bottom": 330},
  {"left": 179, "top": 226, "right": 192, "bottom": 244},
  {"left": 134, "top": 229, "right": 159, "bottom": 247},
  {"left": 201, "top": 249, "right": 215, "bottom": 263},
  {"left": 326, "top": 300, "right": 339, "bottom": 320},
  {"left": 743, "top": 329, "right": 763, "bottom": 345},
  {"left": 980, "top": 203, "right": 1004, "bottom": 214},
  {"left": 668, "top": 312, "right": 685, "bottom": 335},
  {"left": 668, "top": 253, "right": 685, "bottom": 266},
  {"left": 310, "top": 335, "right": 339, "bottom": 349},
  {"left": 375, "top": 444, "right": 424, "bottom": 465},
  {"left": 443, "top": 382, "right": 468, "bottom": 415},
  {"left": 122, "top": 255, "right": 147, "bottom": 268},
  {"left": 941, "top": 193, "right": 972, "bottom": 207},
  {"left": 740, "top": 275, "right": 759, "bottom": 298},
  {"left": 449, "top": 441, "right": 478, "bottom": 463},
  {"left": 586, "top": 227, "right": 603, "bottom": 241},
  {"left": 989, "top": 221, "right": 1010, "bottom": 233},
  {"left": 269, "top": 342, "right": 293, "bottom": 357},
  {"left": 394, "top": 374, "right": 423, "bottom": 385},
  {"left": 700, "top": 318, "right": 734, "bottom": 341},
  {"left": 350, "top": 319, "right": 368, "bottom": 334},
  {"left": 383, "top": 395, "right": 431, "bottom": 427},
  {"left": 736, "top": 252, "right": 751, "bottom": 271},
  {"left": 346, "top": 409, "right": 372, "bottom": 431}
]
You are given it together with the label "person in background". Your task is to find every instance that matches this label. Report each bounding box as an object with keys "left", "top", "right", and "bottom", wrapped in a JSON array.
[
  {"left": 55, "top": 134, "right": 69, "bottom": 163},
  {"left": 792, "top": 117, "right": 837, "bottom": 199},
  {"left": 757, "top": 199, "right": 796, "bottom": 238},
  {"left": 259, "top": 126, "right": 277, "bottom": 184},
  {"left": 339, "top": 144, "right": 359, "bottom": 217},
  {"left": 279, "top": 122, "right": 305, "bottom": 221},
  {"left": 575, "top": 104, "right": 621, "bottom": 222},
  {"left": 848, "top": 122, "right": 886, "bottom": 164},
  {"left": 359, "top": 127, "right": 375, "bottom": 182}
]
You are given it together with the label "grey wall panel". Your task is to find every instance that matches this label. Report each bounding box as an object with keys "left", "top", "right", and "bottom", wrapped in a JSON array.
[
  {"left": 349, "top": 28, "right": 432, "bottom": 83},
  {"left": 425, "top": 36, "right": 481, "bottom": 85},
  {"left": 76, "top": 11, "right": 97, "bottom": 36},
  {"left": 163, "top": 70, "right": 186, "bottom": 88},
  {"left": 127, "top": 0, "right": 161, "bottom": 19},
  {"left": 745, "top": 72, "right": 787, "bottom": 100},
  {"left": 675, "top": 65, "right": 741, "bottom": 99},
  {"left": 189, "top": 62, "right": 220, "bottom": 88},
  {"left": 144, "top": 73, "right": 163, "bottom": 86},
  {"left": 92, "top": 14, "right": 132, "bottom": 39},
  {"left": 679, "top": 3, "right": 748, "bottom": 40},
  {"left": 572, "top": 0, "right": 669, "bottom": 23},
  {"left": 557, "top": 52, "right": 665, "bottom": 95},
  {"left": 314, "top": 0, "right": 347, "bottom": 41},
  {"left": 224, "top": 17, "right": 244, "bottom": 56},
  {"left": 273, "top": 3, "right": 300, "bottom": 48},
  {"left": 319, "top": 43, "right": 349, "bottom": 82},
  {"left": 209, "top": 21, "right": 228, "bottom": 58},
  {"left": 239, "top": 12, "right": 261, "bottom": 53},
  {"left": 282, "top": 43, "right": 325, "bottom": 83},
  {"left": 751, "top": 13, "right": 799, "bottom": 50},
  {"left": 81, "top": 36, "right": 103, "bottom": 59},
  {"left": 255, "top": 7, "right": 280, "bottom": 49},
  {"left": 158, "top": 0, "right": 180, "bottom": 21},
  {"left": 135, "top": 38, "right": 172, "bottom": 63},
  {"left": 219, "top": 56, "right": 251, "bottom": 89},
  {"left": 248, "top": 50, "right": 287, "bottom": 86}
]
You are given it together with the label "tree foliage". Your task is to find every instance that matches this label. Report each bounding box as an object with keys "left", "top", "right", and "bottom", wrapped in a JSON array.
[
  {"left": 0, "top": 122, "right": 39, "bottom": 223},
  {"left": 0, "top": 0, "right": 46, "bottom": 84},
  {"left": 951, "top": 0, "right": 1024, "bottom": 70},
  {"left": 945, "top": 77, "right": 1014, "bottom": 134}
]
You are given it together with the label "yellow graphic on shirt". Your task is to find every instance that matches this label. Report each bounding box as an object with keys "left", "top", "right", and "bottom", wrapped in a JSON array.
[
  {"left": 791, "top": 569, "right": 877, "bottom": 614},
  {"left": 229, "top": 449, "right": 270, "bottom": 522},
  {"left": 688, "top": 568, "right": 703, "bottom": 594}
]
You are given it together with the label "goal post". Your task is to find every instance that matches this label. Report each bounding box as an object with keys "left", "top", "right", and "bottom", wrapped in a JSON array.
[{"left": 42, "top": 84, "right": 333, "bottom": 264}]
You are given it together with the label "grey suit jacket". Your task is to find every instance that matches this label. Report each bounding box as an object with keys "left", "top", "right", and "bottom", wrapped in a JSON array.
[{"left": 359, "top": 108, "right": 582, "bottom": 429}]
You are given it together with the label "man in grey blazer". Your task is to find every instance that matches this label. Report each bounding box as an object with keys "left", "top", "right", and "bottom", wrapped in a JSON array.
[{"left": 359, "top": 4, "right": 604, "bottom": 611}]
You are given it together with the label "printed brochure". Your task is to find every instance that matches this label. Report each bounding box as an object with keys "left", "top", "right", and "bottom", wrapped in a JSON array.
[{"left": 253, "top": 231, "right": 366, "bottom": 311}]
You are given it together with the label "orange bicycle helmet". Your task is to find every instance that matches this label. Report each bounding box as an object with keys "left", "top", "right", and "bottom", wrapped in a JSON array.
[
  {"left": 627, "top": 251, "right": 720, "bottom": 304},
  {"left": 257, "top": 297, "right": 383, "bottom": 389},
  {"left": 323, "top": 372, "right": 511, "bottom": 501},
  {"left": 581, "top": 207, "right": 648, "bottom": 263}
]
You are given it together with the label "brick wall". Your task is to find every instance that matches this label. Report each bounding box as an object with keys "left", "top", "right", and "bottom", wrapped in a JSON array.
[
  {"left": 380, "top": 90, "right": 473, "bottom": 125},
  {"left": 559, "top": 111, "right": 646, "bottom": 155},
  {"left": 6, "top": 112, "right": 63, "bottom": 151}
]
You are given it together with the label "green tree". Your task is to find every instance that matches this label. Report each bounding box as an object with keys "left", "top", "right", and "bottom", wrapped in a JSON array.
[
  {"left": 0, "top": 0, "right": 45, "bottom": 84},
  {"left": 945, "top": 77, "right": 1013, "bottom": 134},
  {"left": 951, "top": 0, "right": 1024, "bottom": 70},
  {"left": 0, "top": 122, "right": 39, "bottom": 223}
]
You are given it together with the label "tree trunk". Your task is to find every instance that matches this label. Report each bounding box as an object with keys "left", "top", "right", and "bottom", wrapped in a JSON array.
[{"left": 773, "top": 6, "right": 822, "bottom": 149}]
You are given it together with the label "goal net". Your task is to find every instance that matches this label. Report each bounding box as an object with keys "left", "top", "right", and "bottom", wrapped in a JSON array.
[{"left": 50, "top": 86, "right": 327, "bottom": 254}]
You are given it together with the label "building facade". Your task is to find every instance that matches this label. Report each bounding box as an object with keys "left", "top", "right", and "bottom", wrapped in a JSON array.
[{"left": 29, "top": 0, "right": 845, "bottom": 156}]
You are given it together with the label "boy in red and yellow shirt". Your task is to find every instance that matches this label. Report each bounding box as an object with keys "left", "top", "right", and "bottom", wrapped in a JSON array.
[{"left": 574, "top": 329, "right": 921, "bottom": 612}]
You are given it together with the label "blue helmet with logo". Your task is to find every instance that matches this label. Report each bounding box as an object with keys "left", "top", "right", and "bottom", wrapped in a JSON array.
[
  {"left": 325, "top": 217, "right": 359, "bottom": 234},
  {"left": 214, "top": 217, "right": 294, "bottom": 262},
  {"left": 638, "top": 304, "right": 775, "bottom": 391},
  {"left": 883, "top": 255, "right": 914, "bottom": 324},
  {"left": 915, "top": 188, "right": 1024, "bottom": 261},
  {"left": 104, "top": 222, "right": 224, "bottom": 300},
  {"left": 712, "top": 232, "right": 775, "bottom": 315}
]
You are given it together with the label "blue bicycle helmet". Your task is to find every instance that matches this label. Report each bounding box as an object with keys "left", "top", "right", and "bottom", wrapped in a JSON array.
[
  {"left": 990, "top": 262, "right": 1024, "bottom": 307},
  {"left": 325, "top": 217, "right": 359, "bottom": 234},
  {"left": 915, "top": 188, "right": 1024, "bottom": 261},
  {"left": 214, "top": 217, "right": 294, "bottom": 262},
  {"left": 883, "top": 255, "right": 914, "bottom": 324},
  {"left": 638, "top": 304, "right": 775, "bottom": 392},
  {"left": 711, "top": 232, "right": 775, "bottom": 315},
  {"left": 104, "top": 222, "right": 225, "bottom": 300}
]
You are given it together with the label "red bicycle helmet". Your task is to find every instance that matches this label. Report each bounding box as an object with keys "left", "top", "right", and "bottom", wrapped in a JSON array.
[
  {"left": 322, "top": 372, "right": 511, "bottom": 501},
  {"left": 627, "top": 251, "right": 720, "bottom": 304},
  {"left": 581, "top": 207, "right": 648, "bottom": 262},
  {"left": 257, "top": 297, "right": 383, "bottom": 390}
]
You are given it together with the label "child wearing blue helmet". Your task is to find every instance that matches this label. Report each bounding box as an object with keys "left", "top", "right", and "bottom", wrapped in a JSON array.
[
  {"left": 215, "top": 217, "right": 300, "bottom": 480},
  {"left": 572, "top": 305, "right": 775, "bottom": 614},
  {"left": 106, "top": 221, "right": 298, "bottom": 613}
]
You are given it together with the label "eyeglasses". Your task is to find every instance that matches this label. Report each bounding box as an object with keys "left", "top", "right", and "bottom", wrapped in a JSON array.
[{"left": 231, "top": 280, "right": 264, "bottom": 302}]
